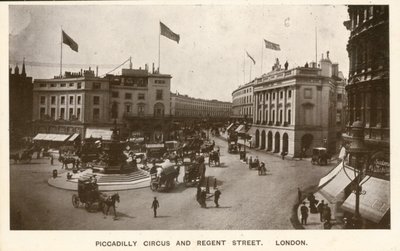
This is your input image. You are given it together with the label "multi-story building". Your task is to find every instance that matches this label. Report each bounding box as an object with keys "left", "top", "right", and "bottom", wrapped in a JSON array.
[
  {"left": 32, "top": 68, "right": 110, "bottom": 138},
  {"left": 339, "top": 5, "right": 389, "bottom": 228},
  {"left": 9, "top": 61, "right": 33, "bottom": 148},
  {"left": 231, "top": 81, "right": 254, "bottom": 121},
  {"left": 170, "top": 93, "right": 232, "bottom": 119},
  {"left": 250, "top": 56, "right": 346, "bottom": 157}
]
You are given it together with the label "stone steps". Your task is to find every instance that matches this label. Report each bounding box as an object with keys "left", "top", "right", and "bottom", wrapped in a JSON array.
[{"left": 79, "top": 170, "right": 149, "bottom": 184}]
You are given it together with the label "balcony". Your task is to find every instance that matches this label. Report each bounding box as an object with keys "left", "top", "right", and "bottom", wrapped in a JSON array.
[{"left": 268, "top": 121, "right": 273, "bottom": 126}]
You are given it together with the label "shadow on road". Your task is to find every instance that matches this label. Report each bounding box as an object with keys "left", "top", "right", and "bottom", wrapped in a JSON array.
[
  {"left": 115, "top": 212, "right": 135, "bottom": 219},
  {"left": 155, "top": 215, "right": 170, "bottom": 218}
]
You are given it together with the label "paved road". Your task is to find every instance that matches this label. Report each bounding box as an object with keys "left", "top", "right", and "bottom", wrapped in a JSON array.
[{"left": 10, "top": 136, "right": 334, "bottom": 230}]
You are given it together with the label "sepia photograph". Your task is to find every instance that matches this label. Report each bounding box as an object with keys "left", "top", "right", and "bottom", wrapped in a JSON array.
[{"left": 2, "top": 0, "right": 397, "bottom": 250}]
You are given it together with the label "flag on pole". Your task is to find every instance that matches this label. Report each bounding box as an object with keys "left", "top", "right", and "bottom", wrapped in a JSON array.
[
  {"left": 62, "top": 30, "right": 78, "bottom": 52},
  {"left": 264, "top": 39, "right": 280, "bottom": 51},
  {"left": 160, "top": 22, "right": 180, "bottom": 44},
  {"left": 246, "top": 51, "right": 256, "bottom": 65}
]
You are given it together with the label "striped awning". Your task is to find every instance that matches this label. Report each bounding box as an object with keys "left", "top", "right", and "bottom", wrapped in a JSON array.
[
  {"left": 146, "top": 143, "right": 165, "bottom": 149},
  {"left": 341, "top": 177, "right": 390, "bottom": 223},
  {"left": 68, "top": 133, "right": 80, "bottom": 142},
  {"left": 33, "top": 133, "right": 70, "bottom": 142},
  {"left": 85, "top": 128, "right": 113, "bottom": 140},
  {"left": 226, "top": 123, "right": 234, "bottom": 131}
]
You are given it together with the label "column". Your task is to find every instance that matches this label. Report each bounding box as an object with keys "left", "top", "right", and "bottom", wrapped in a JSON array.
[
  {"left": 261, "top": 92, "right": 265, "bottom": 123},
  {"left": 283, "top": 88, "right": 287, "bottom": 124},
  {"left": 254, "top": 92, "right": 259, "bottom": 123}
]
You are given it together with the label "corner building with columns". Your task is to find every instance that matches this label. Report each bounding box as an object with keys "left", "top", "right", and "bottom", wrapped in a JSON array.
[{"left": 250, "top": 56, "right": 345, "bottom": 157}]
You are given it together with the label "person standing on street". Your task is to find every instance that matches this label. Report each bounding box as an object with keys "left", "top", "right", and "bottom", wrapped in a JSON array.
[
  {"left": 214, "top": 188, "right": 221, "bottom": 207},
  {"left": 317, "top": 200, "right": 325, "bottom": 222},
  {"left": 151, "top": 197, "right": 159, "bottom": 218},
  {"left": 300, "top": 202, "right": 309, "bottom": 225},
  {"left": 50, "top": 155, "right": 54, "bottom": 165},
  {"left": 323, "top": 203, "right": 332, "bottom": 224},
  {"left": 200, "top": 189, "right": 207, "bottom": 208}
]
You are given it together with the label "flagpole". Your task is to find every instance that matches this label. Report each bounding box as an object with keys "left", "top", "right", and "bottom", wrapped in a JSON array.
[
  {"left": 261, "top": 39, "right": 263, "bottom": 75},
  {"left": 60, "top": 27, "right": 63, "bottom": 77},
  {"left": 315, "top": 25, "right": 317, "bottom": 65},
  {"left": 243, "top": 50, "right": 245, "bottom": 84},
  {"left": 249, "top": 62, "right": 252, "bottom": 82},
  {"left": 158, "top": 21, "right": 161, "bottom": 73}
]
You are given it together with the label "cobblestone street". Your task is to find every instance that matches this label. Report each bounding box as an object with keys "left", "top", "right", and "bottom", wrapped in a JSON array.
[{"left": 10, "top": 136, "right": 334, "bottom": 230}]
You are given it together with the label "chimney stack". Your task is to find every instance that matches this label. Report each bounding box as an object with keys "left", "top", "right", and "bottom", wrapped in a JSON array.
[
  {"left": 96, "top": 66, "right": 98, "bottom": 77},
  {"left": 152, "top": 63, "right": 155, "bottom": 74}
]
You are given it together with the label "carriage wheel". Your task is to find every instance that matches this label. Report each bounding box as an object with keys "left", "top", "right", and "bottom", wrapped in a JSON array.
[
  {"left": 150, "top": 182, "right": 158, "bottom": 191},
  {"left": 72, "top": 194, "right": 79, "bottom": 208},
  {"left": 85, "top": 202, "right": 92, "bottom": 211}
]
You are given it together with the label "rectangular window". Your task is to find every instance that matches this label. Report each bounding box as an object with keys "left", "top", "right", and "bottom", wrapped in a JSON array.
[
  {"left": 39, "top": 83, "right": 46, "bottom": 88},
  {"left": 69, "top": 108, "right": 74, "bottom": 119},
  {"left": 112, "top": 91, "right": 119, "bottom": 98},
  {"left": 69, "top": 83, "right": 74, "bottom": 87},
  {"left": 138, "top": 105, "right": 145, "bottom": 115},
  {"left": 304, "top": 88, "right": 312, "bottom": 99},
  {"left": 60, "top": 108, "right": 65, "bottom": 119},
  {"left": 60, "top": 96, "right": 66, "bottom": 105},
  {"left": 69, "top": 96, "right": 74, "bottom": 105},
  {"left": 125, "top": 93, "right": 132, "bottom": 99},
  {"left": 60, "top": 83, "right": 66, "bottom": 87},
  {"left": 77, "top": 82, "right": 82, "bottom": 89},
  {"left": 50, "top": 96, "right": 56, "bottom": 105},
  {"left": 93, "top": 108, "right": 100, "bottom": 120},
  {"left": 280, "top": 91, "right": 283, "bottom": 99},
  {"left": 51, "top": 108, "right": 56, "bottom": 119},
  {"left": 50, "top": 83, "right": 56, "bottom": 87},
  {"left": 40, "top": 107, "right": 46, "bottom": 119},
  {"left": 93, "top": 96, "right": 100, "bottom": 105},
  {"left": 288, "top": 110, "right": 291, "bottom": 124},
  {"left": 273, "top": 93, "right": 276, "bottom": 100},
  {"left": 77, "top": 108, "right": 81, "bottom": 120},
  {"left": 156, "top": 90, "right": 163, "bottom": 100},
  {"left": 93, "top": 82, "right": 101, "bottom": 89},
  {"left": 138, "top": 93, "right": 145, "bottom": 100},
  {"left": 288, "top": 90, "right": 292, "bottom": 98},
  {"left": 40, "top": 96, "right": 46, "bottom": 105},
  {"left": 77, "top": 96, "right": 82, "bottom": 105}
]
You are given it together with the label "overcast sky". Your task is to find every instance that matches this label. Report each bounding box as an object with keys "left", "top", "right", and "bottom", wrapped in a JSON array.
[{"left": 9, "top": 4, "right": 350, "bottom": 101}]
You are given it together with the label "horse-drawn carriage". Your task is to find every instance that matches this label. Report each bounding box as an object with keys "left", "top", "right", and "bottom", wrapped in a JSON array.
[
  {"left": 208, "top": 151, "right": 220, "bottom": 166},
  {"left": 10, "top": 148, "right": 33, "bottom": 163},
  {"left": 228, "top": 142, "right": 239, "bottom": 154},
  {"left": 200, "top": 141, "right": 215, "bottom": 156},
  {"left": 311, "top": 147, "right": 330, "bottom": 166},
  {"left": 72, "top": 178, "right": 120, "bottom": 216},
  {"left": 150, "top": 160, "right": 180, "bottom": 192},
  {"left": 183, "top": 157, "right": 203, "bottom": 186}
]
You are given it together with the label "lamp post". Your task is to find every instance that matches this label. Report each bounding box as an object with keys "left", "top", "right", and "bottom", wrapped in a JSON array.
[{"left": 344, "top": 120, "right": 370, "bottom": 229}]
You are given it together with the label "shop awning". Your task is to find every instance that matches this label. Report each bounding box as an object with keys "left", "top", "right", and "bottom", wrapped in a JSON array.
[
  {"left": 68, "top": 133, "right": 80, "bottom": 142},
  {"left": 341, "top": 177, "right": 390, "bottom": 223},
  {"left": 146, "top": 143, "right": 164, "bottom": 149},
  {"left": 318, "top": 162, "right": 344, "bottom": 188},
  {"left": 318, "top": 165, "right": 359, "bottom": 203},
  {"left": 235, "top": 124, "right": 245, "bottom": 133},
  {"left": 33, "top": 133, "right": 47, "bottom": 140},
  {"left": 33, "top": 133, "right": 70, "bottom": 142},
  {"left": 85, "top": 128, "right": 113, "bottom": 140},
  {"left": 226, "top": 123, "right": 234, "bottom": 131}
]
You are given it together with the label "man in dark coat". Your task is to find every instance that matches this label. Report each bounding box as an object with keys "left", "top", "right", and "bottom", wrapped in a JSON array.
[
  {"left": 300, "top": 202, "right": 309, "bottom": 225},
  {"left": 200, "top": 189, "right": 207, "bottom": 208},
  {"left": 323, "top": 204, "right": 332, "bottom": 224},
  {"left": 151, "top": 197, "right": 160, "bottom": 218},
  {"left": 214, "top": 188, "right": 221, "bottom": 207},
  {"left": 317, "top": 200, "right": 325, "bottom": 222}
]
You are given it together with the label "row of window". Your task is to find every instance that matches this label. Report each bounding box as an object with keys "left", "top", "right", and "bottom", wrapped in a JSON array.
[
  {"left": 40, "top": 95, "right": 82, "bottom": 106},
  {"left": 39, "top": 82, "right": 82, "bottom": 89},
  {"left": 256, "top": 109, "right": 292, "bottom": 125},
  {"left": 257, "top": 89, "right": 292, "bottom": 102},
  {"left": 233, "top": 87, "right": 253, "bottom": 97},
  {"left": 39, "top": 107, "right": 81, "bottom": 121},
  {"left": 112, "top": 90, "right": 163, "bottom": 100},
  {"left": 351, "top": 6, "right": 386, "bottom": 30}
]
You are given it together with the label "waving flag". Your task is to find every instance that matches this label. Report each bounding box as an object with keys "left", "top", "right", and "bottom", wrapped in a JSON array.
[
  {"left": 246, "top": 51, "right": 256, "bottom": 65},
  {"left": 62, "top": 30, "right": 78, "bottom": 52},
  {"left": 264, "top": 39, "right": 280, "bottom": 51},
  {"left": 160, "top": 22, "right": 180, "bottom": 44}
]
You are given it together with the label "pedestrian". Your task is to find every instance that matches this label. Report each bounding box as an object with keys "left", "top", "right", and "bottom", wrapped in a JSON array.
[
  {"left": 300, "top": 202, "right": 309, "bottom": 225},
  {"left": 323, "top": 219, "right": 332, "bottom": 229},
  {"left": 297, "top": 187, "right": 302, "bottom": 204},
  {"left": 151, "top": 197, "right": 159, "bottom": 218},
  {"left": 50, "top": 155, "right": 54, "bottom": 165},
  {"left": 214, "top": 188, "right": 221, "bottom": 207},
  {"left": 196, "top": 186, "right": 202, "bottom": 206},
  {"left": 323, "top": 203, "right": 332, "bottom": 224},
  {"left": 200, "top": 189, "right": 207, "bottom": 208},
  {"left": 317, "top": 200, "right": 325, "bottom": 222}
]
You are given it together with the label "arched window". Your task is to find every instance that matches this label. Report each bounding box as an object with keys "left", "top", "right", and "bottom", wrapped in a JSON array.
[{"left": 154, "top": 103, "right": 165, "bottom": 117}]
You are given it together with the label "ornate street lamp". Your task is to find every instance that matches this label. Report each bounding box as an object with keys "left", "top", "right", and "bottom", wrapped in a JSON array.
[{"left": 343, "top": 119, "right": 371, "bottom": 228}]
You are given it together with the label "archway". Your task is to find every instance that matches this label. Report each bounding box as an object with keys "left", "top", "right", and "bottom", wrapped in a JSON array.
[
  {"left": 301, "top": 134, "right": 314, "bottom": 157},
  {"left": 274, "top": 132, "right": 280, "bottom": 153},
  {"left": 255, "top": 129, "right": 260, "bottom": 148},
  {"left": 282, "top": 133, "right": 289, "bottom": 153},
  {"left": 267, "top": 131, "right": 273, "bottom": 151},
  {"left": 261, "top": 130, "right": 266, "bottom": 149}
]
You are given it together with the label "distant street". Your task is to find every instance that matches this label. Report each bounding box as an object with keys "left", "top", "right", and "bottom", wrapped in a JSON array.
[{"left": 10, "top": 136, "right": 334, "bottom": 230}]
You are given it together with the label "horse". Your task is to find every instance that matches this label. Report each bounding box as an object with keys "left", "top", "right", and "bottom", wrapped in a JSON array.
[
  {"left": 59, "top": 156, "right": 76, "bottom": 169},
  {"left": 19, "top": 150, "right": 33, "bottom": 163},
  {"left": 99, "top": 193, "right": 120, "bottom": 218}
]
